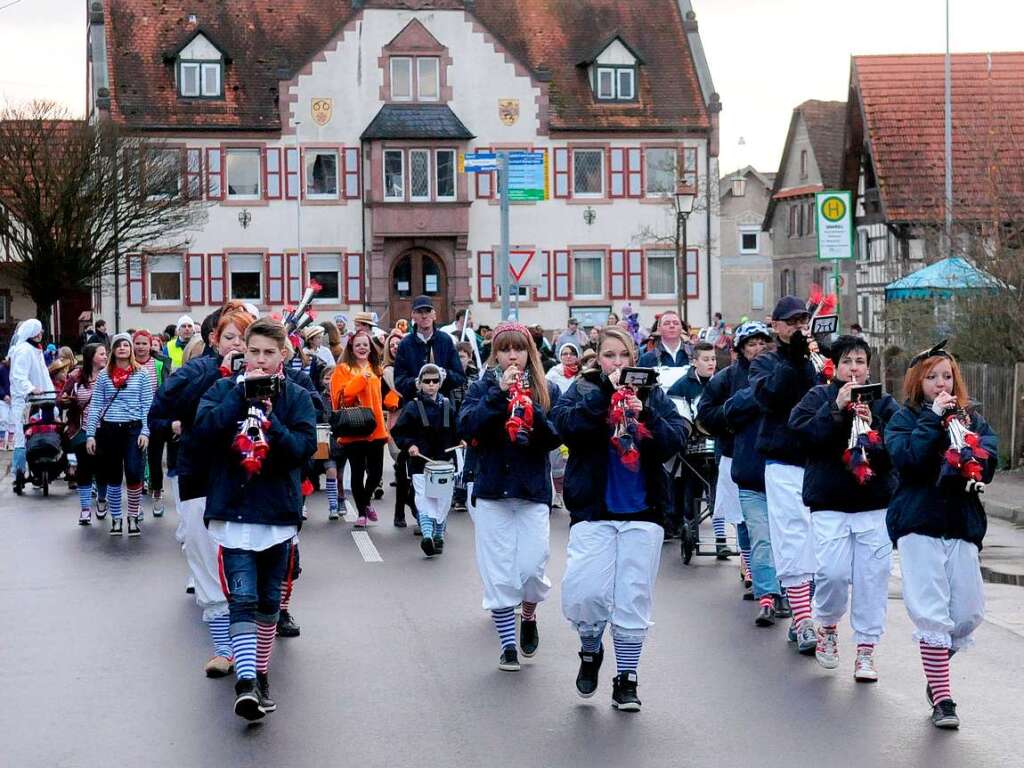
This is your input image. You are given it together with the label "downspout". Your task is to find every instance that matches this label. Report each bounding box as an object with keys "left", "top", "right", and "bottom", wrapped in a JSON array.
[
  {"left": 361, "top": 138, "right": 368, "bottom": 315},
  {"left": 706, "top": 132, "right": 712, "bottom": 326}
]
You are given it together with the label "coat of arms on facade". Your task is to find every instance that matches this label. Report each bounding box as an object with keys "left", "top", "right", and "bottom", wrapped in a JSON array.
[
  {"left": 498, "top": 98, "right": 519, "bottom": 126},
  {"left": 311, "top": 98, "right": 333, "bottom": 126}
]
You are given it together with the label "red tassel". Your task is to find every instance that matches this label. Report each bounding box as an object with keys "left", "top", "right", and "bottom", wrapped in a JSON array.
[
  {"left": 866, "top": 430, "right": 882, "bottom": 445},
  {"left": 963, "top": 460, "right": 983, "bottom": 482},
  {"left": 852, "top": 463, "right": 874, "bottom": 485},
  {"left": 817, "top": 294, "right": 837, "bottom": 317},
  {"left": 945, "top": 448, "right": 962, "bottom": 468},
  {"left": 233, "top": 434, "right": 254, "bottom": 453},
  {"left": 241, "top": 456, "right": 262, "bottom": 476},
  {"left": 301, "top": 478, "right": 314, "bottom": 497},
  {"left": 822, "top": 359, "right": 835, "bottom": 380}
]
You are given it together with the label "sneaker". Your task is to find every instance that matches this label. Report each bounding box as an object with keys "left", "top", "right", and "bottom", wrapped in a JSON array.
[
  {"left": 109, "top": 517, "right": 123, "bottom": 536},
  {"left": 611, "top": 671, "right": 641, "bottom": 712},
  {"left": 373, "top": 485, "right": 385, "bottom": 500},
  {"left": 301, "top": 502, "right": 308, "bottom": 521},
  {"left": 328, "top": 508, "right": 340, "bottom": 521},
  {"left": 787, "top": 622, "right": 798, "bottom": 643},
  {"left": 365, "top": 505, "right": 379, "bottom": 523},
  {"left": 433, "top": 536, "right": 445, "bottom": 555},
  {"left": 394, "top": 517, "right": 408, "bottom": 528},
  {"left": 742, "top": 584, "right": 755, "bottom": 601},
  {"left": 186, "top": 577, "right": 196, "bottom": 594},
  {"left": 78, "top": 509, "right": 91, "bottom": 526},
  {"left": 499, "top": 646, "right": 521, "bottom": 672},
  {"left": 774, "top": 595, "right": 793, "bottom": 619},
  {"left": 233, "top": 678, "right": 265, "bottom": 721},
  {"left": 12, "top": 470, "right": 25, "bottom": 495},
  {"left": 576, "top": 646, "right": 604, "bottom": 698},
  {"left": 413, "top": 523, "right": 422, "bottom": 536},
  {"left": 127, "top": 517, "right": 142, "bottom": 537},
  {"left": 520, "top": 619, "right": 539, "bottom": 658},
  {"left": 152, "top": 491, "right": 164, "bottom": 517},
  {"left": 256, "top": 672, "right": 277, "bottom": 713},
  {"left": 796, "top": 619, "right": 818, "bottom": 655},
  {"left": 715, "top": 538, "right": 732, "bottom": 560},
  {"left": 926, "top": 683, "right": 934, "bottom": 707},
  {"left": 816, "top": 627, "right": 839, "bottom": 669},
  {"left": 277, "top": 609, "right": 301, "bottom": 638},
  {"left": 931, "top": 699, "right": 959, "bottom": 729},
  {"left": 755, "top": 603, "right": 776, "bottom": 627},
  {"left": 854, "top": 647, "right": 878, "bottom": 682},
  {"left": 96, "top": 499, "right": 108, "bottom": 519},
  {"left": 204, "top": 655, "right": 234, "bottom": 678},
  {"left": 354, "top": 516, "right": 367, "bottom": 529},
  {"left": 420, "top": 536, "right": 436, "bottom": 557},
  {"left": 451, "top": 502, "right": 467, "bottom": 514}
]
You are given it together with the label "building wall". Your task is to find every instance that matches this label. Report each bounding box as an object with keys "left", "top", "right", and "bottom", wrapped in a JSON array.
[{"left": 720, "top": 172, "right": 773, "bottom": 322}]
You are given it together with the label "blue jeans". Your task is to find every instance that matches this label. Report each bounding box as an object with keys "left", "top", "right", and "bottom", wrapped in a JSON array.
[
  {"left": 221, "top": 540, "right": 293, "bottom": 633},
  {"left": 96, "top": 421, "right": 146, "bottom": 487},
  {"left": 738, "top": 490, "right": 780, "bottom": 599}
]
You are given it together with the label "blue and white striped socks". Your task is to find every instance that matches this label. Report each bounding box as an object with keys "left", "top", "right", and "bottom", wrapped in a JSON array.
[
  {"left": 325, "top": 477, "right": 339, "bottom": 512},
  {"left": 612, "top": 635, "right": 643, "bottom": 675},
  {"left": 78, "top": 485, "right": 93, "bottom": 512},
  {"left": 107, "top": 486, "right": 123, "bottom": 519},
  {"left": 491, "top": 607, "right": 517, "bottom": 650},
  {"left": 712, "top": 515, "right": 727, "bottom": 540},
  {"left": 736, "top": 522, "right": 752, "bottom": 575},
  {"left": 208, "top": 615, "right": 232, "bottom": 658},
  {"left": 580, "top": 634, "right": 603, "bottom": 654},
  {"left": 230, "top": 629, "right": 257, "bottom": 680},
  {"left": 420, "top": 515, "right": 435, "bottom": 540}
]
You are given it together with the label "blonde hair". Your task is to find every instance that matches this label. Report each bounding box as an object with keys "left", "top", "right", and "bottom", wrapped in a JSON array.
[
  {"left": 486, "top": 328, "right": 551, "bottom": 411},
  {"left": 597, "top": 326, "right": 638, "bottom": 364}
]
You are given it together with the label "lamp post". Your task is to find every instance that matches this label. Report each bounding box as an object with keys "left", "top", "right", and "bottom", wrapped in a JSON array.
[{"left": 675, "top": 186, "right": 696, "bottom": 325}]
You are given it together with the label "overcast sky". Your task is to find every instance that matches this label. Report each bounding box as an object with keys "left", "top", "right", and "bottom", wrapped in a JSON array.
[{"left": 1, "top": 0, "right": 1021, "bottom": 174}]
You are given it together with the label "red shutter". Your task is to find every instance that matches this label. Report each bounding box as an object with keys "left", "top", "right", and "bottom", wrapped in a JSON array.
[
  {"left": 127, "top": 254, "right": 146, "bottom": 306},
  {"left": 553, "top": 148, "right": 571, "bottom": 199},
  {"left": 626, "top": 148, "right": 643, "bottom": 198},
  {"left": 185, "top": 149, "right": 203, "bottom": 200},
  {"left": 553, "top": 249, "right": 571, "bottom": 300},
  {"left": 475, "top": 166, "right": 494, "bottom": 199},
  {"left": 265, "top": 253, "right": 285, "bottom": 304},
  {"left": 207, "top": 253, "right": 226, "bottom": 305},
  {"left": 284, "top": 147, "right": 300, "bottom": 200},
  {"left": 343, "top": 147, "right": 361, "bottom": 200},
  {"left": 477, "top": 251, "right": 495, "bottom": 302},
  {"left": 626, "top": 249, "right": 645, "bottom": 299},
  {"left": 609, "top": 148, "right": 625, "bottom": 198},
  {"left": 609, "top": 249, "right": 627, "bottom": 299},
  {"left": 532, "top": 250, "right": 551, "bottom": 301},
  {"left": 286, "top": 252, "right": 306, "bottom": 303},
  {"left": 345, "top": 252, "right": 363, "bottom": 303},
  {"left": 185, "top": 252, "right": 205, "bottom": 305},
  {"left": 205, "top": 148, "right": 223, "bottom": 200},
  {"left": 265, "top": 148, "right": 282, "bottom": 200}
]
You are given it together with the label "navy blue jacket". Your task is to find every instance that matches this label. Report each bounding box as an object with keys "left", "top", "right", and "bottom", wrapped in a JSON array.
[
  {"left": 639, "top": 342, "right": 689, "bottom": 368},
  {"left": 788, "top": 381, "right": 899, "bottom": 513},
  {"left": 0, "top": 363, "right": 9, "bottom": 400},
  {"left": 551, "top": 372, "right": 688, "bottom": 525},
  {"left": 722, "top": 357, "right": 766, "bottom": 492},
  {"left": 394, "top": 328, "right": 466, "bottom": 401},
  {"left": 667, "top": 366, "right": 710, "bottom": 413},
  {"left": 696, "top": 363, "right": 740, "bottom": 457},
  {"left": 749, "top": 342, "right": 817, "bottom": 466},
  {"left": 390, "top": 393, "right": 459, "bottom": 476},
  {"left": 196, "top": 376, "right": 317, "bottom": 527},
  {"left": 457, "top": 368, "right": 561, "bottom": 506},
  {"left": 284, "top": 367, "right": 325, "bottom": 421},
  {"left": 885, "top": 403, "right": 997, "bottom": 549}
]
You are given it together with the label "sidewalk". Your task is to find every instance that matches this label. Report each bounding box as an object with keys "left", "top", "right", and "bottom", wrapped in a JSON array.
[{"left": 984, "top": 469, "right": 1024, "bottom": 525}]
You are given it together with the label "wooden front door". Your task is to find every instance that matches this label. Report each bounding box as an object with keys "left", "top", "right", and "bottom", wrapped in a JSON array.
[{"left": 390, "top": 249, "right": 448, "bottom": 326}]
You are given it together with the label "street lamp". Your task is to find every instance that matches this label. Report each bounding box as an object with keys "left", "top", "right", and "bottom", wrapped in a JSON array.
[{"left": 675, "top": 186, "right": 696, "bottom": 324}]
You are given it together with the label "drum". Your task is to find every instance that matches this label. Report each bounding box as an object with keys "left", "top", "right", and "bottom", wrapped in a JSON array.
[
  {"left": 424, "top": 460, "right": 456, "bottom": 499},
  {"left": 687, "top": 436, "right": 716, "bottom": 458},
  {"left": 314, "top": 423, "right": 331, "bottom": 460}
]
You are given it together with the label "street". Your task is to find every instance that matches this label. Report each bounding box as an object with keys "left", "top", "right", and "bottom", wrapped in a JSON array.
[{"left": 2, "top": 477, "right": 1023, "bottom": 768}]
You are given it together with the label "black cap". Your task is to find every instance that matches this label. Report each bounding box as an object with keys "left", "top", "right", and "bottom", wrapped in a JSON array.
[
  {"left": 411, "top": 295, "right": 433, "bottom": 311},
  {"left": 772, "top": 295, "right": 810, "bottom": 321}
]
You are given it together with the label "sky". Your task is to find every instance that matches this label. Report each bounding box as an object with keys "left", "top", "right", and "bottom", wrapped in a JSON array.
[{"left": 1, "top": 0, "right": 1022, "bottom": 174}]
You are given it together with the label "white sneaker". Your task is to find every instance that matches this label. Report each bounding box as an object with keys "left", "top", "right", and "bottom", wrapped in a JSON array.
[
  {"left": 152, "top": 492, "right": 164, "bottom": 518},
  {"left": 796, "top": 618, "right": 818, "bottom": 655},
  {"left": 815, "top": 626, "right": 839, "bottom": 669},
  {"left": 854, "top": 646, "right": 878, "bottom": 682}
]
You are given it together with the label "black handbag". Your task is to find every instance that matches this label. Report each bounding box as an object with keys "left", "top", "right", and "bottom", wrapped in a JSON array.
[{"left": 330, "top": 406, "right": 377, "bottom": 438}]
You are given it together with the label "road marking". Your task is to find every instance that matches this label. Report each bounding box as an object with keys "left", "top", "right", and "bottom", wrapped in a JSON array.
[{"left": 351, "top": 530, "right": 382, "bottom": 562}]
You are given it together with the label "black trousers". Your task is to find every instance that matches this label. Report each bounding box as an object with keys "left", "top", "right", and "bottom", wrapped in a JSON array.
[{"left": 345, "top": 439, "right": 386, "bottom": 514}]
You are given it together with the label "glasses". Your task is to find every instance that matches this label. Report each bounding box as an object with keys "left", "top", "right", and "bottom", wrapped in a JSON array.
[{"left": 421, "top": 378, "right": 440, "bottom": 384}]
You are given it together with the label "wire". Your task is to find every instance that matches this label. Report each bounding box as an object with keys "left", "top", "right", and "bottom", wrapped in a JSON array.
[{"left": 0, "top": 0, "right": 25, "bottom": 10}]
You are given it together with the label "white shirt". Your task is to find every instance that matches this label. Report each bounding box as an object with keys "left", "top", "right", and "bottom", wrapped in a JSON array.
[
  {"left": 661, "top": 340, "right": 683, "bottom": 360},
  {"left": 207, "top": 520, "right": 298, "bottom": 552},
  {"left": 314, "top": 346, "right": 335, "bottom": 368}
]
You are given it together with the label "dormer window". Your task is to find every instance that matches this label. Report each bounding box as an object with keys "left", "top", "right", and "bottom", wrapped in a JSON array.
[
  {"left": 580, "top": 36, "right": 643, "bottom": 103},
  {"left": 389, "top": 56, "right": 440, "bottom": 102},
  {"left": 595, "top": 66, "right": 635, "bottom": 101},
  {"left": 172, "top": 32, "right": 226, "bottom": 99}
]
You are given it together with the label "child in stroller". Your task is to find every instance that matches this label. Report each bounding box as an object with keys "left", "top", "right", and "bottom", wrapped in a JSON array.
[{"left": 17, "top": 392, "right": 66, "bottom": 496}]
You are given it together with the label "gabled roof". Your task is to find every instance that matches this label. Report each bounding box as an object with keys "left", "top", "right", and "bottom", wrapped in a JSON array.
[
  {"left": 719, "top": 166, "right": 774, "bottom": 201},
  {"left": 361, "top": 104, "right": 474, "bottom": 140},
  {"left": 100, "top": 0, "right": 710, "bottom": 134},
  {"left": 163, "top": 29, "right": 232, "bottom": 63},
  {"left": 576, "top": 34, "right": 646, "bottom": 67},
  {"left": 848, "top": 53, "right": 1024, "bottom": 223}
]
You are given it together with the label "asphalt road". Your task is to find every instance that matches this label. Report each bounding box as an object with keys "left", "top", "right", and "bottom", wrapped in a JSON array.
[{"left": 2, "top": 477, "right": 1022, "bottom": 768}]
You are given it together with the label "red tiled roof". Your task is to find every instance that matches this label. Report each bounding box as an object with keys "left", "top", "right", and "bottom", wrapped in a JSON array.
[
  {"left": 773, "top": 184, "right": 822, "bottom": 200},
  {"left": 851, "top": 53, "right": 1024, "bottom": 223},
  {"left": 103, "top": 0, "right": 710, "bottom": 134}
]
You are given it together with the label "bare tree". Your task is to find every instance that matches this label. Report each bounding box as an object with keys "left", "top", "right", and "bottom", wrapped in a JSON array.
[{"left": 0, "top": 100, "right": 208, "bottom": 332}]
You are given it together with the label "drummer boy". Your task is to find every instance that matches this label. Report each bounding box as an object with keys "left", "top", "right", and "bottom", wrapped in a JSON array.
[{"left": 390, "top": 364, "right": 462, "bottom": 557}]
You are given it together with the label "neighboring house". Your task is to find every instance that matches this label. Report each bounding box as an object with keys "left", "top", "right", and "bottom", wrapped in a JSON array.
[
  {"left": 842, "top": 53, "right": 1024, "bottom": 343},
  {"left": 719, "top": 166, "right": 774, "bottom": 323},
  {"left": 763, "top": 100, "right": 856, "bottom": 326},
  {"left": 86, "top": 0, "right": 722, "bottom": 333}
]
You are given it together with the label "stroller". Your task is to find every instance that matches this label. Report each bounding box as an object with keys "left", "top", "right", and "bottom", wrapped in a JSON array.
[
  {"left": 673, "top": 434, "right": 719, "bottom": 564},
  {"left": 16, "top": 391, "right": 66, "bottom": 497}
]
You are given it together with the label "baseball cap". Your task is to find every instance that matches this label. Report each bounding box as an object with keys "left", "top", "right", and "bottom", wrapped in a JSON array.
[
  {"left": 411, "top": 295, "right": 433, "bottom": 312},
  {"left": 772, "top": 296, "right": 809, "bottom": 321}
]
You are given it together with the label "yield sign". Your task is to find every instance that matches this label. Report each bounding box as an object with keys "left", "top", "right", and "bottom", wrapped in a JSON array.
[{"left": 508, "top": 250, "right": 535, "bottom": 283}]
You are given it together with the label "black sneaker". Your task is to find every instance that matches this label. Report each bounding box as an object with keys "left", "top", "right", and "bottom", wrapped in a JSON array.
[
  {"left": 931, "top": 699, "right": 959, "bottom": 729},
  {"left": 774, "top": 595, "right": 793, "bottom": 619},
  {"left": 277, "top": 609, "right": 300, "bottom": 638},
  {"left": 256, "top": 672, "right": 277, "bottom": 713},
  {"left": 109, "top": 517, "right": 123, "bottom": 536},
  {"left": 420, "top": 536, "right": 436, "bottom": 557},
  {"left": 742, "top": 584, "right": 755, "bottom": 601},
  {"left": 611, "top": 671, "right": 641, "bottom": 712},
  {"left": 576, "top": 646, "right": 604, "bottom": 698},
  {"left": 233, "top": 678, "right": 265, "bottom": 721},
  {"left": 498, "top": 646, "right": 521, "bottom": 671},
  {"left": 451, "top": 503, "right": 467, "bottom": 514},
  {"left": 433, "top": 536, "right": 445, "bottom": 554},
  {"left": 373, "top": 485, "right": 384, "bottom": 500},
  {"left": 755, "top": 603, "right": 776, "bottom": 627},
  {"left": 95, "top": 499, "right": 108, "bottom": 519},
  {"left": 926, "top": 683, "right": 934, "bottom": 707},
  {"left": 394, "top": 516, "right": 408, "bottom": 528},
  {"left": 127, "top": 517, "right": 141, "bottom": 537},
  {"left": 520, "top": 619, "right": 539, "bottom": 658},
  {"left": 12, "top": 471, "right": 25, "bottom": 496}
]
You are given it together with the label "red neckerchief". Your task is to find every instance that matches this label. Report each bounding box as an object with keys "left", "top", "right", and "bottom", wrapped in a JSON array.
[
  {"left": 562, "top": 363, "right": 579, "bottom": 378},
  {"left": 110, "top": 366, "right": 131, "bottom": 389}
]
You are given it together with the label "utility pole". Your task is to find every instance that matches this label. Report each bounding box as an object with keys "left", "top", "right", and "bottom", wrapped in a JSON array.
[{"left": 498, "top": 151, "right": 511, "bottom": 321}]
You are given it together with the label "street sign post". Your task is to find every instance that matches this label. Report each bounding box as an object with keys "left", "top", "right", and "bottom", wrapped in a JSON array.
[{"left": 815, "top": 190, "right": 854, "bottom": 315}]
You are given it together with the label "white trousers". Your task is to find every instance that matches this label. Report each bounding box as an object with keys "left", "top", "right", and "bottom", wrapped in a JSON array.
[
  {"left": 469, "top": 497, "right": 551, "bottom": 611},
  {"left": 812, "top": 509, "right": 892, "bottom": 644},
  {"left": 714, "top": 456, "right": 744, "bottom": 525},
  {"left": 561, "top": 520, "right": 664, "bottom": 642},
  {"left": 412, "top": 474, "right": 454, "bottom": 525},
  {"left": 11, "top": 397, "right": 26, "bottom": 449},
  {"left": 179, "top": 495, "right": 229, "bottom": 621},
  {"left": 765, "top": 463, "right": 816, "bottom": 588},
  {"left": 898, "top": 533, "right": 985, "bottom": 651}
]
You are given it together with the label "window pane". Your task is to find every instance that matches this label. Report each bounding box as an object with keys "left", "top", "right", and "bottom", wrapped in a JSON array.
[
  {"left": 226, "top": 149, "right": 260, "bottom": 198},
  {"left": 573, "top": 252, "right": 603, "bottom": 297},
  {"left": 423, "top": 259, "right": 441, "bottom": 295},
  {"left": 201, "top": 63, "right": 220, "bottom": 96},
  {"left": 417, "top": 58, "right": 439, "bottom": 100},
  {"left": 410, "top": 150, "right": 430, "bottom": 200},
  {"left": 180, "top": 63, "right": 200, "bottom": 96},
  {"left": 752, "top": 282, "right": 765, "bottom": 310},
  {"left": 645, "top": 148, "right": 675, "bottom": 195},
  {"left": 573, "top": 150, "right": 604, "bottom": 196},
  {"left": 147, "top": 149, "right": 180, "bottom": 198},
  {"left": 384, "top": 150, "right": 404, "bottom": 199},
  {"left": 741, "top": 232, "right": 758, "bottom": 252},
  {"left": 597, "top": 68, "right": 614, "bottom": 99},
  {"left": 309, "top": 269, "right": 340, "bottom": 300},
  {"left": 150, "top": 272, "right": 181, "bottom": 302},
  {"left": 305, "top": 151, "right": 338, "bottom": 197},
  {"left": 646, "top": 253, "right": 675, "bottom": 296},
  {"left": 391, "top": 58, "right": 412, "bottom": 100},
  {"left": 436, "top": 150, "right": 455, "bottom": 199},
  {"left": 617, "top": 68, "right": 634, "bottom": 99}
]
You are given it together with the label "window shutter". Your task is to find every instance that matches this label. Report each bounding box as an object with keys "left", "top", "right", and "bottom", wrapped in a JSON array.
[
  {"left": 532, "top": 250, "right": 551, "bottom": 301},
  {"left": 265, "top": 148, "right": 282, "bottom": 200},
  {"left": 477, "top": 251, "right": 495, "bottom": 302},
  {"left": 627, "top": 148, "right": 643, "bottom": 198},
  {"left": 127, "top": 254, "right": 146, "bottom": 307},
  {"left": 185, "top": 149, "right": 203, "bottom": 200},
  {"left": 345, "top": 252, "right": 363, "bottom": 303},
  {"left": 609, "top": 249, "right": 626, "bottom": 299},
  {"left": 265, "top": 253, "right": 285, "bottom": 304},
  {"left": 185, "top": 252, "right": 205, "bottom": 305},
  {"left": 207, "top": 253, "right": 226, "bottom": 305},
  {"left": 679, "top": 146, "right": 698, "bottom": 189},
  {"left": 627, "top": 249, "right": 645, "bottom": 299},
  {"left": 686, "top": 247, "right": 700, "bottom": 299},
  {"left": 205, "top": 148, "right": 223, "bottom": 200},
  {"left": 286, "top": 252, "right": 306, "bottom": 303},
  {"left": 788, "top": 205, "right": 796, "bottom": 237},
  {"left": 609, "top": 148, "right": 625, "bottom": 198},
  {"left": 343, "top": 147, "right": 361, "bottom": 200},
  {"left": 475, "top": 152, "right": 494, "bottom": 200},
  {"left": 553, "top": 148, "right": 571, "bottom": 199},
  {"left": 285, "top": 147, "right": 300, "bottom": 200},
  {"left": 553, "top": 249, "right": 571, "bottom": 300}
]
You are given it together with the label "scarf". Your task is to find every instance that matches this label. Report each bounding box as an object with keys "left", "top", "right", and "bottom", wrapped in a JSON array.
[
  {"left": 608, "top": 386, "right": 650, "bottom": 471},
  {"left": 110, "top": 366, "right": 132, "bottom": 389},
  {"left": 562, "top": 362, "right": 579, "bottom": 378}
]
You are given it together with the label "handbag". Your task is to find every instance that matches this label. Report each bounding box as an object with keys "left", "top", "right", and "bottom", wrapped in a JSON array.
[{"left": 330, "top": 406, "right": 377, "bottom": 438}]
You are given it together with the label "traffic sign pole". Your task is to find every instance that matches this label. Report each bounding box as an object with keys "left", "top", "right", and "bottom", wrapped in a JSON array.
[{"left": 498, "top": 151, "right": 511, "bottom": 321}]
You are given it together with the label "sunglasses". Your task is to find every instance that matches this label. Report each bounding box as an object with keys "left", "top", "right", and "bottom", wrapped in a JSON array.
[{"left": 421, "top": 378, "right": 440, "bottom": 385}]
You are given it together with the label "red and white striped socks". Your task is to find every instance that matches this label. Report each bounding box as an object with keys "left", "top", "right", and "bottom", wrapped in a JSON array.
[
  {"left": 256, "top": 622, "right": 277, "bottom": 674},
  {"left": 787, "top": 581, "right": 813, "bottom": 623},
  {"left": 920, "top": 641, "right": 952, "bottom": 705},
  {"left": 126, "top": 483, "right": 143, "bottom": 518},
  {"left": 521, "top": 602, "right": 537, "bottom": 622},
  {"left": 759, "top": 596, "right": 773, "bottom": 610}
]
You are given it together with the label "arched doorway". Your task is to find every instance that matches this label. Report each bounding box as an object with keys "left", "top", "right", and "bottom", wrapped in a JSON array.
[{"left": 389, "top": 248, "right": 449, "bottom": 325}]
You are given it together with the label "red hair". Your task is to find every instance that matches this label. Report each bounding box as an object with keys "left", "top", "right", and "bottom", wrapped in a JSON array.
[{"left": 903, "top": 354, "right": 970, "bottom": 409}]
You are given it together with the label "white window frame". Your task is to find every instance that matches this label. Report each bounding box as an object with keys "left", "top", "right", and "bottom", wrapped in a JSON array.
[
  {"left": 645, "top": 250, "right": 677, "bottom": 299},
  {"left": 595, "top": 65, "right": 636, "bottom": 101},
  {"left": 228, "top": 254, "right": 263, "bottom": 302},
  {"left": 751, "top": 281, "right": 766, "bottom": 311},
  {"left": 596, "top": 67, "right": 615, "bottom": 99},
  {"left": 617, "top": 67, "right": 635, "bottom": 100},
  {"left": 179, "top": 62, "right": 201, "bottom": 97},
  {"left": 200, "top": 62, "right": 222, "bottom": 97},
  {"left": 572, "top": 148, "right": 605, "bottom": 198},
  {"left": 435, "top": 149, "right": 456, "bottom": 201},
  {"left": 305, "top": 149, "right": 339, "bottom": 199},
  {"left": 739, "top": 227, "right": 760, "bottom": 255},
  {"left": 308, "top": 254, "right": 342, "bottom": 302},
  {"left": 644, "top": 147, "right": 676, "bottom": 197},
  {"left": 417, "top": 57, "right": 440, "bottom": 101},
  {"left": 409, "top": 149, "right": 432, "bottom": 202},
  {"left": 147, "top": 254, "right": 184, "bottom": 305},
  {"left": 225, "top": 148, "right": 261, "bottom": 200},
  {"left": 383, "top": 149, "right": 405, "bottom": 201},
  {"left": 572, "top": 250, "right": 605, "bottom": 299},
  {"left": 390, "top": 57, "right": 413, "bottom": 101}
]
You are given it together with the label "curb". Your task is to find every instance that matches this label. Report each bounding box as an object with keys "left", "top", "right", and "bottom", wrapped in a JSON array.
[{"left": 986, "top": 500, "right": 1023, "bottom": 526}]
